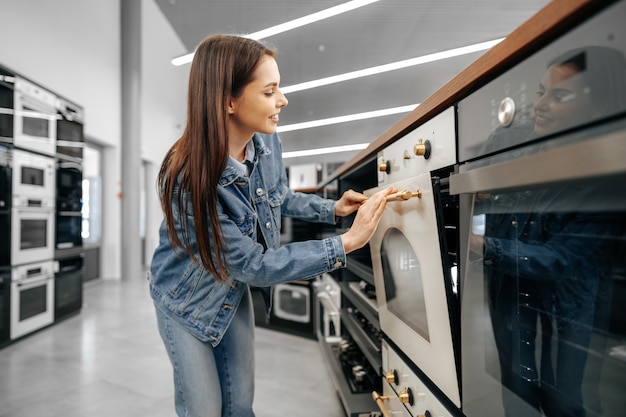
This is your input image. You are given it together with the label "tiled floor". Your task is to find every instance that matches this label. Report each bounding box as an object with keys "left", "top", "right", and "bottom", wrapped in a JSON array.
[{"left": 0, "top": 277, "right": 343, "bottom": 417}]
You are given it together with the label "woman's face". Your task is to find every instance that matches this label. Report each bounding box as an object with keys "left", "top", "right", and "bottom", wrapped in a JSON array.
[
  {"left": 227, "top": 55, "right": 288, "bottom": 141},
  {"left": 533, "top": 63, "right": 593, "bottom": 136}
]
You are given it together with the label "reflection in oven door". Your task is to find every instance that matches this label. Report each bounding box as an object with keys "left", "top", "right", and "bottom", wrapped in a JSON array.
[
  {"left": 452, "top": 121, "right": 626, "bottom": 417},
  {"left": 11, "top": 204, "right": 55, "bottom": 266},
  {"left": 10, "top": 260, "right": 54, "bottom": 340}
]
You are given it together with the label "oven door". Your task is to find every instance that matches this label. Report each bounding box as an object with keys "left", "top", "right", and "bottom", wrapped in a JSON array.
[
  {"left": 451, "top": 122, "right": 626, "bottom": 417},
  {"left": 366, "top": 171, "right": 461, "bottom": 408},
  {"left": 11, "top": 206, "right": 55, "bottom": 266},
  {"left": 10, "top": 261, "right": 54, "bottom": 339},
  {"left": 13, "top": 77, "right": 56, "bottom": 156},
  {"left": 0, "top": 72, "right": 14, "bottom": 140},
  {"left": 56, "top": 97, "right": 84, "bottom": 160},
  {"left": 54, "top": 255, "right": 83, "bottom": 321},
  {"left": 13, "top": 149, "right": 55, "bottom": 200}
]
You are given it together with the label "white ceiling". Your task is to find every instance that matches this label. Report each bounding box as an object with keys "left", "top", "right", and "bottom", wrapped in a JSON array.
[{"left": 154, "top": 0, "right": 551, "bottom": 170}]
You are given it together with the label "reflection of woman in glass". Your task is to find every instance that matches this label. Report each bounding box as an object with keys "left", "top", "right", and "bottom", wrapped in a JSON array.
[{"left": 471, "top": 46, "right": 626, "bottom": 417}]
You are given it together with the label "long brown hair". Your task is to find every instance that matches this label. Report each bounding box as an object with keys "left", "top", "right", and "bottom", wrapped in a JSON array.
[{"left": 157, "top": 35, "right": 276, "bottom": 283}]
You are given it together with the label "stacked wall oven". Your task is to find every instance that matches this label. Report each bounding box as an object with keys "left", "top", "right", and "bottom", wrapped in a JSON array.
[
  {"left": 365, "top": 107, "right": 461, "bottom": 417},
  {"left": 0, "top": 63, "right": 85, "bottom": 343},
  {"left": 316, "top": 157, "right": 383, "bottom": 416},
  {"left": 452, "top": 2, "right": 626, "bottom": 416}
]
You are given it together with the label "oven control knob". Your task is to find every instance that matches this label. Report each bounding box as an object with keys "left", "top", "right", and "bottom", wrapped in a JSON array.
[
  {"left": 399, "top": 387, "right": 414, "bottom": 406},
  {"left": 414, "top": 139, "right": 431, "bottom": 159},
  {"left": 385, "top": 369, "right": 398, "bottom": 385},
  {"left": 498, "top": 97, "right": 516, "bottom": 127},
  {"left": 378, "top": 159, "right": 391, "bottom": 174}
]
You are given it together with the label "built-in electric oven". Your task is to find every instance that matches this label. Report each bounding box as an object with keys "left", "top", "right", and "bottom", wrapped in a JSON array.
[
  {"left": 55, "top": 97, "right": 84, "bottom": 161},
  {"left": 0, "top": 66, "right": 14, "bottom": 141},
  {"left": 453, "top": 2, "right": 626, "bottom": 416},
  {"left": 12, "top": 76, "right": 56, "bottom": 156},
  {"left": 11, "top": 195, "right": 54, "bottom": 266},
  {"left": 54, "top": 253, "right": 83, "bottom": 321},
  {"left": 0, "top": 145, "right": 11, "bottom": 267},
  {"left": 0, "top": 268, "right": 10, "bottom": 347},
  {"left": 12, "top": 148, "right": 55, "bottom": 200},
  {"left": 365, "top": 107, "right": 461, "bottom": 416},
  {"left": 10, "top": 260, "right": 54, "bottom": 340},
  {"left": 56, "top": 159, "right": 82, "bottom": 250}
]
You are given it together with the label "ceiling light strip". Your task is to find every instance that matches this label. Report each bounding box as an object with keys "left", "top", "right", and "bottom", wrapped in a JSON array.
[
  {"left": 281, "top": 38, "right": 503, "bottom": 93},
  {"left": 282, "top": 143, "right": 369, "bottom": 159},
  {"left": 277, "top": 104, "right": 418, "bottom": 133},
  {"left": 171, "top": 0, "right": 380, "bottom": 66}
]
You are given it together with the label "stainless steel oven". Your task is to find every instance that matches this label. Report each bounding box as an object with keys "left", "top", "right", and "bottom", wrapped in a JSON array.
[
  {"left": 55, "top": 97, "right": 84, "bottom": 161},
  {"left": 12, "top": 76, "right": 56, "bottom": 156},
  {"left": 56, "top": 159, "right": 82, "bottom": 250},
  {"left": 54, "top": 254, "right": 83, "bottom": 321},
  {"left": 12, "top": 148, "right": 55, "bottom": 200},
  {"left": 365, "top": 107, "right": 461, "bottom": 415},
  {"left": 0, "top": 145, "right": 10, "bottom": 267},
  {"left": 453, "top": 2, "right": 626, "bottom": 416},
  {"left": 11, "top": 196, "right": 54, "bottom": 266},
  {"left": 10, "top": 260, "right": 54, "bottom": 340}
]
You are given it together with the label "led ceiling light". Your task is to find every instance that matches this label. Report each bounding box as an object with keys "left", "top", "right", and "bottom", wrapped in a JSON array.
[
  {"left": 277, "top": 104, "right": 418, "bottom": 132},
  {"left": 280, "top": 38, "right": 504, "bottom": 94},
  {"left": 171, "top": 0, "right": 381, "bottom": 66},
  {"left": 282, "top": 143, "right": 369, "bottom": 159}
]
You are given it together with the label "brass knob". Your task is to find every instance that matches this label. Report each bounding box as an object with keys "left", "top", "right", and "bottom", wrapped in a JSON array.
[
  {"left": 399, "top": 387, "right": 414, "bottom": 406},
  {"left": 414, "top": 139, "right": 432, "bottom": 159},
  {"left": 378, "top": 159, "right": 391, "bottom": 174},
  {"left": 385, "top": 369, "right": 398, "bottom": 384},
  {"left": 385, "top": 189, "right": 422, "bottom": 201}
]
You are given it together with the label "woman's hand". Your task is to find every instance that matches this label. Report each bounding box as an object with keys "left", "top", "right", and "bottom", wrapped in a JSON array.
[
  {"left": 334, "top": 189, "right": 368, "bottom": 217},
  {"left": 340, "top": 187, "right": 396, "bottom": 254}
]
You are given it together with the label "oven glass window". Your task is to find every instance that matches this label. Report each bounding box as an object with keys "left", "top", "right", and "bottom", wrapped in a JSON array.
[
  {"left": 21, "top": 166, "right": 44, "bottom": 187},
  {"left": 380, "top": 227, "right": 430, "bottom": 341},
  {"left": 20, "top": 219, "right": 47, "bottom": 249},
  {"left": 19, "top": 284, "right": 47, "bottom": 320},
  {"left": 463, "top": 174, "right": 626, "bottom": 417},
  {"left": 22, "top": 106, "right": 50, "bottom": 138}
]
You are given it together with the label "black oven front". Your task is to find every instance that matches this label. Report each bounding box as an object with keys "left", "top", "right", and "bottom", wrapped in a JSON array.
[
  {"left": 0, "top": 268, "right": 10, "bottom": 347},
  {"left": 453, "top": 2, "right": 626, "bottom": 416},
  {"left": 0, "top": 145, "right": 10, "bottom": 267},
  {"left": 56, "top": 159, "right": 82, "bottom": 250},
  {"left": 56, "top": 97, "right": 84, "bottom": 161},
  {"left": 0, "top": 67, "right": 14, "bottom": 141},
  {"left": 54, "top": 254, "right": 83, "bottom": 321}
]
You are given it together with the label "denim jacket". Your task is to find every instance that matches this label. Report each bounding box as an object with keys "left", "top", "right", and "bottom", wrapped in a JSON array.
[{"left": 149, "top": 132, "right": 346, "bottom": 346}]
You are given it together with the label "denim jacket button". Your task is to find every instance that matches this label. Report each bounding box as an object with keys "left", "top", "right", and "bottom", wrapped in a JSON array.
[
  {"left": 256, "top": 188, "right": 264, "bottom": 196},
  {"left": 265, "top": 221, "right": 271, "bottom": 229}
]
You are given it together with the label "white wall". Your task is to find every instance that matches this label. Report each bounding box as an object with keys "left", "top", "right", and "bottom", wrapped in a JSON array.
[
  {"left": 140, "top": 0, "right": 189, "bottom": 267},
  {"left": 0, "top": 0, "right": 188, "bottom": 278}
]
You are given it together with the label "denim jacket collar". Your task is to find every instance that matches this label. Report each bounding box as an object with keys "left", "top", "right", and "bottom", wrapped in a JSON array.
[{"left": 219, "top": 133, "right": 272, "bottom": 187}]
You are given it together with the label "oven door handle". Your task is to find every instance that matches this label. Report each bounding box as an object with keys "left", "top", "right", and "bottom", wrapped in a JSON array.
[
  {"left": 450, "top": 129, "right": 626, "bottom": 195},
  {"left": 385, "top": 189, "right": 422, "bottom": 201},
  {"left": 16, "top": 276, "right": 52, "bottom": 288},
  {"left": 371, "top": 391, "right": 392, "bottom": 417},
  {"left": 316, "top": 293, "right": 339, "bottom": 317}
]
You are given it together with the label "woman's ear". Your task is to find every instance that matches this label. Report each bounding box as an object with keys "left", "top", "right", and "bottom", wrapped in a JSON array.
[{"left": 227, "top": 97, "right": 236, "bottom": 115}]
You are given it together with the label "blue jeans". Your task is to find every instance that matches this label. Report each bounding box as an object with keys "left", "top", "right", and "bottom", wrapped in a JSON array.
[{"left": 155, "top": 286, "right": 255, "bottom": 417}]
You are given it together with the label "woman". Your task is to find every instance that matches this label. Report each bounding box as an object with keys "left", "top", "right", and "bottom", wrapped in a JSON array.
[{"left": 149, "top": 34, "right": 393, "bottom": 417}]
